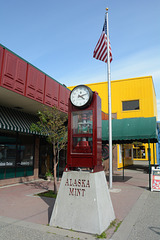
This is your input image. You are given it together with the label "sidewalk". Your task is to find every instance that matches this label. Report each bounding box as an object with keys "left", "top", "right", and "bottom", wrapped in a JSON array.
[
  {"left": 111, "top": 189, "right": 160, "bottom": 240},
  {"left": 0, "top": 166, "right": 158, "bottom": 240}
]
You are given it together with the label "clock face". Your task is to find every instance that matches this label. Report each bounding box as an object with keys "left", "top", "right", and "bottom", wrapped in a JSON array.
[{"left": 70, "top": 85, "right": 93, "bottom": 109}]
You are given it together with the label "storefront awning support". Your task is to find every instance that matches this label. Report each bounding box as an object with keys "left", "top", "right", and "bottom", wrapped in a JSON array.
[
  {"left": 123, "top": 144, "right": 125, "bottom": 180},
  {"left": 148, "top": 139, "right": 151, "bottom": 190}
]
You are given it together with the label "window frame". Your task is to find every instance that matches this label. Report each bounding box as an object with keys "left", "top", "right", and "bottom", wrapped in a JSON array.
[{"left": 122, "top": 100, "right": 140, "bottom": 111}]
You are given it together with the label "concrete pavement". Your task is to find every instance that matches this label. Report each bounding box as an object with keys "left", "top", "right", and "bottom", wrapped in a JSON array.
[
  {"left": 111, "top": 190, "right": 160, "bottom": 240},
  {"left": 0, "top": 164, "right": 159, "bottom": 239},
  {"left": 0, "top": 215, "right": 95, "bottom": 240}
]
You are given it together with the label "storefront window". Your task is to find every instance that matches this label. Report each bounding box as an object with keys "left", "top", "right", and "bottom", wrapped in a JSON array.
[
  {"left": 0, "top": 133, "right": 16, "bottom": 167},
  {"left": 133, "top": 146, "right": 145, "bottom": 159},
  {"left": 0, "top": 145, "right": 16, "bottom": 167},
  {"left": 17, "top": 134, "right": 34, "bottom": 166},
  {"left": 125, "top": 148, "right": 132, "bottom": 158},
  {"left": 0, "top": 131, "right": 34, "bottom": 179}
]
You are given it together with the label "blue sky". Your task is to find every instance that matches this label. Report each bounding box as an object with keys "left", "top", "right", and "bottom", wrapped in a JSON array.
[{"left": 0, "top": 0, "right": 160, "bottom": 119}]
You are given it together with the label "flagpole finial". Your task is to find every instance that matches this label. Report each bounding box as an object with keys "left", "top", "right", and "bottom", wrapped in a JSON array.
[{"left": 106, "top": 8, "right": 108, "bottom": 12}]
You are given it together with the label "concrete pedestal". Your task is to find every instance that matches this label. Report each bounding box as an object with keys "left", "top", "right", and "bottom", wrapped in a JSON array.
[{"left": 49, "top": 171, "right": 115, "bottom": 235}]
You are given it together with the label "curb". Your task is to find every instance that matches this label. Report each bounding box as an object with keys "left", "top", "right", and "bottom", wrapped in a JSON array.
[{"left": 0, "top": 216, "right": 96, "bottom": 240}]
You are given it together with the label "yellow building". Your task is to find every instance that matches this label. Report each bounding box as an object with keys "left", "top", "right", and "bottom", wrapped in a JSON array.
[{"left": 69, "top": 76, "right": 157, "bottom": 169}]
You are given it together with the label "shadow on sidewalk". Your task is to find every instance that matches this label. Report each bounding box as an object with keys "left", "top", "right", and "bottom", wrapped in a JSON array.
[
  {"left": 149, "top": 227, "right": 160, "bottom": 236},
  {"left": 39, "top": 195, "right": 55, "bottom": 224},
  {"left": 125, "top": 164, "right": 149, "bottom": 173},
  {"left": 106, "top": 175, "right": 132, "bottom": 182},
  {"left": 24, "top": 180, "right": 51, "bottom": 190},
  {"left": 23, "top": 180, "right": 57, "bottom": 224},
  {"left": 105, "top": 164, "right": 149, "bottom": 190}
]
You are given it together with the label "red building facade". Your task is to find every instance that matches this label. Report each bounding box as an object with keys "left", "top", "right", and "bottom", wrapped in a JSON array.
[{"left": 0, "top": 43, "right": 70, "bottom": 186}]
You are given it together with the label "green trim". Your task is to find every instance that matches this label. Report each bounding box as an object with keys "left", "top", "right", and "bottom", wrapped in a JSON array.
[
  {"left": 0, "top": 106, "right": 39, "bottom": 134},
  {"left": 0, "top": 43, "right": 67, "bottom": 88},
  {"left": 102, "top": 117, "right": 158, "bottom": 143}
]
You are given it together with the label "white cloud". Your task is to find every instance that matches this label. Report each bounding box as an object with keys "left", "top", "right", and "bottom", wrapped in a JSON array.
[
  {"left": 112, "top": 46, "right": 160, "bottom": 82},
  {"left": 65, "top": 45, "right": 160, "bottom": 89},
  {"left": 111, "top": 45, "right": 160, "bottom": 103},
  {"left": 64, "top": 45, "right": 160, "bottom": 121}
]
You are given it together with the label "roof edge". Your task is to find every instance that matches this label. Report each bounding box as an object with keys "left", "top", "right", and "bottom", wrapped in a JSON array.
[{"left": 0, "top": 43, "right": 67, "bottom": 89}]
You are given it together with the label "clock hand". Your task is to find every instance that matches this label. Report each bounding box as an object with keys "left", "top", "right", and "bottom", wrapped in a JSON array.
[
  {"left": 78, "top": 95, "right": 85, "bottom": 99},
  {"left": 81, "top": 93, "right": 87, "bottom": 97},
  {"left": 78, "top": 93, "right": 88, "bottom": 99}
]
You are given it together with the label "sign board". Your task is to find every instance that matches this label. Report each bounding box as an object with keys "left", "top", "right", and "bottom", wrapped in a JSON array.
[
  {"left": 50, "top": 171, "right": 115, "bottom": 235},
  {"left": 151, "top": 166, "right": 160, "bottom": 191}
]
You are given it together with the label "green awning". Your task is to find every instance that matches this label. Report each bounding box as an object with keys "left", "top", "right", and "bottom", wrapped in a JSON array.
[
  {"left": 102, "top": 117, "right": 158, "bottom": 144},
  {"left": 0, "top": 106, "right": 39, "bottom": 134}
]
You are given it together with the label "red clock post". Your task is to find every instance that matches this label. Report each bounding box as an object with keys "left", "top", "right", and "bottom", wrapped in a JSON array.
[
  {"left": 50, "top": 85, "right": 115, "bottom": 235},
  {"left": 66, "top": 85, "right": 103, "bottom": 172}
]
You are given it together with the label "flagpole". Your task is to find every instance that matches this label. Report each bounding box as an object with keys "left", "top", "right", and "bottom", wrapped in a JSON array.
[{"left": 106, "top": 8, "right": 112, "bottom": 189}]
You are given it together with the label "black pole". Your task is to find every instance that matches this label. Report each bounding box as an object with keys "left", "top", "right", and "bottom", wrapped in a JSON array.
[
  {"left": 123, "top": 144, "right": 125, "bottom": 180},
  {"left": 153, "top": 143, "right": 155, "bottom": 167},
  {"left": 148, "top": 140, "right": 151, "bottom": 190}
]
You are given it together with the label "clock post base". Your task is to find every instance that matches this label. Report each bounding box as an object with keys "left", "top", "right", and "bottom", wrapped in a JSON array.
[{"left": 49, "top": 170, "right": 115, "bottom": 235}]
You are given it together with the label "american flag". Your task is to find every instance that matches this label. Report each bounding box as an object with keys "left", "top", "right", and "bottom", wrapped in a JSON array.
[{"left": 93, "top": 15, "right": 112, "bottom": 63}]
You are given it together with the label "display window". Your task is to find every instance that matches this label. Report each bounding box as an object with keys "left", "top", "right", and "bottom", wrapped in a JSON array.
[
  {"left": 133, "top": 144, "right": 146, "bottom": 159},
  {"left": 0, "top": 132, "right": 16, "bottom": 167},
  {"left": 17, "top": 134, "right": 34, "bottom": 166},
  {"left": 72, "top": 110, "right": 93, "bottom": 153},
  {"left": 0, "top": 131, "right": 34, "bottom": 179}
]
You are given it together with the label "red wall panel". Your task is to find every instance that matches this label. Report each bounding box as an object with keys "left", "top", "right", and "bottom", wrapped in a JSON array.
[
  {"left": 58, "top": 85, "right": 66, "bottom": 112},
  {"left": 26, "top": 65, "right": 45, "bottom": 102},
  {"left": 65, "top": 88, "right": 70, "bottom": 113},
  {"left": 0, "top": 46, "right": 4, "bottom": 86},
  {"left": 1, "top": 50, "right": 27, "bottom": 94},
  {"left": 2, "top": 50, "right": 17, "bottom": 89},
  {"left": 44, "top": 76, "right": 53, "bottom": 106},
  {"left": 44, "top": 76, "right": 59, "bottom": 107},
  {"left": 0, "top": 45, "right": 69, "bottom": 114},
  {"left": 36, "top": 71, "right": 45, "bottom": 102},
  {"left": 14, "top": 58, "right": 27, "bottom": 94}
]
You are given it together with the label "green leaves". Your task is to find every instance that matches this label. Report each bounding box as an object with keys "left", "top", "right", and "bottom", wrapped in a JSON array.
[{"left": 31, "top": 106, "right": 68, "bottom": 151}]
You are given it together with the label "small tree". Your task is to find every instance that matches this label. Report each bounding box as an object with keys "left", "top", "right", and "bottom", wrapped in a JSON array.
[{"left": 31, "top": 106, "right": 68, "bottom": 194}]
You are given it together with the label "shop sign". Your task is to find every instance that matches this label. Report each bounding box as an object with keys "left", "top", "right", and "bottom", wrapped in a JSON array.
[
  {"left": 65, "top": 178, "right": 90, "bottom": 197},
  {"left": 151, "top": 167, "right": 160, "bottom": 191},
  {"left": 0, "top": 162, "right": 6, "bottom": 166},
  {"left": 0, "top": 162, "right": 14, "bottom": 166},
  {"left": 20, "top": 161, "right": 30, "bottom": 166},
  {"left": 6, "top": 162, "right": 13, "bottom": 166}
]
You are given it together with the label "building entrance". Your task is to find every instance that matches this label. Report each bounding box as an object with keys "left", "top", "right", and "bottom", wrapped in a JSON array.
[{"left": 39, "top": 137, "right": 67, "bottom": 178}]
